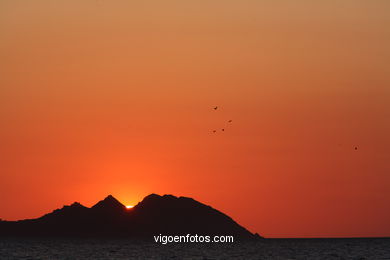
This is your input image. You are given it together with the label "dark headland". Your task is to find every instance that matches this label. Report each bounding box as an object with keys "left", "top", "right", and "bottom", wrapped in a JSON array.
[{"left": 0, "top": 194, "right": 261, "bottom": 240}]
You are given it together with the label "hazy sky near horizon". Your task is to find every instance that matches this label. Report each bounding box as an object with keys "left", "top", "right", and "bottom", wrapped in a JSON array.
[{"left": 1, "top": 0, "right": 390, "bottom": 238}]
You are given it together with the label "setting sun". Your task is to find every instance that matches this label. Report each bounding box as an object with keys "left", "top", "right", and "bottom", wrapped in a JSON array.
[{"left": 126, "top": 205, "right": 134, "bottom": 209}]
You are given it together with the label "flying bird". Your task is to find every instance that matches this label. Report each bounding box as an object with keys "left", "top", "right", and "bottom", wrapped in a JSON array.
[
  {"left": 214, "top": 106, "right": 218, "bottom": 110},
  {"left": 221, "top": 128, "right": 225, "bottom": 132},
  {"left": 355, "top": 146, "right": 358, "bottom": 150}
]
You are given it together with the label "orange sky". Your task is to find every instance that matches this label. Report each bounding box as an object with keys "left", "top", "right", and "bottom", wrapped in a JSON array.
[{"left": 1, "top": 0, "right": 389, "bottom": 238}]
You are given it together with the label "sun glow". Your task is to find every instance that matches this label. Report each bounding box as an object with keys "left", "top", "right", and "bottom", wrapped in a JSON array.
[{"left": 126, "top": 205, "right": 134, "bottom": 209}]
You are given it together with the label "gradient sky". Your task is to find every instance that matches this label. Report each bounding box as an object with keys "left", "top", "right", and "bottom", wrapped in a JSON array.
[{"left": 1, "top": 0, "right": 389, "bottom": 238}]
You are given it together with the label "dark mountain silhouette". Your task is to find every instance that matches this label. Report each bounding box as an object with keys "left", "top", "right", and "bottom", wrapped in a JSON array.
[
  {"left": 91, "top": 195, "right": 127, "bottom": 216},
  {"left": 0, "top": 194, "right": 261, "bottom": 240}
]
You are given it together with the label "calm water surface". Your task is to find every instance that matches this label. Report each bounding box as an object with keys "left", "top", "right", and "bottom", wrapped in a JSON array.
[{"left": 0, "top": 238, "right": 389, "bottom": 259}]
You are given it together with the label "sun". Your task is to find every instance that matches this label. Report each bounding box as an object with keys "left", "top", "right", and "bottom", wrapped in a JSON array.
[{"left": 126, "top": 205, "right": 134, "bottom": 209}]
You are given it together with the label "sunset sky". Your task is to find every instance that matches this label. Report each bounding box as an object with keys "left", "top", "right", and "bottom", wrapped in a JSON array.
[{"left": 1, "top": 0, "right": 389, "bottom": 238}]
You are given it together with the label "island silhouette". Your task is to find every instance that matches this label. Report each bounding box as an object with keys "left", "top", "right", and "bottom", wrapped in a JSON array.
[{"left": 0, "top": 194, "right": 261, "bottom": 240}]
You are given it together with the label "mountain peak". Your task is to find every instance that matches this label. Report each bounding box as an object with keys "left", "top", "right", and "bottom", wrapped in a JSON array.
[
  {"left": 133, "top": 194, "right": 178, "bottom": 209},
  {"left": 104, "top": 194, "right": 119, "bottom": 202},
  {"left": 92, "top": 195, "right": 126, "bottom": 212},
  {"left": 70, "top": 202, "right": 84, "bottom": 208}
]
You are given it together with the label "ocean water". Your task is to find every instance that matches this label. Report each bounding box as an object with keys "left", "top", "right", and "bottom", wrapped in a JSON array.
[{"left": 0, "top": 238, "right": 389, "bottom": 259}]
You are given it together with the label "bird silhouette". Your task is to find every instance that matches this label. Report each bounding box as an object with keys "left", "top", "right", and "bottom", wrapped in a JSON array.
[
  {"left": 355, "top": 146, "right": 358, "bottom": 150},
  {"left": 214, "top": 106, "right": 218, "bottom": 110},
  {"left": 221, "top": 128, "right": 225, "bottom": 132}
]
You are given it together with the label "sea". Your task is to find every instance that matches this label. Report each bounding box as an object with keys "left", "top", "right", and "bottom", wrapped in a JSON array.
[{"left": 0, "top": 238, "right": 389, "bottom": 259}]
